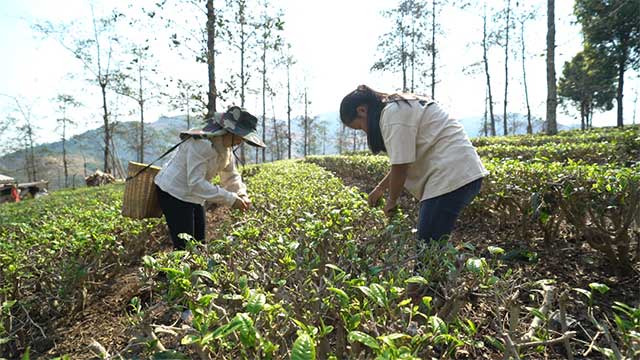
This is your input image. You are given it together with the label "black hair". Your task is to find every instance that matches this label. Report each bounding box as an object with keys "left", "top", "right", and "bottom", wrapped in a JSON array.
[{"left": 339, "top": 85, "right": 416, "bottom": 154}]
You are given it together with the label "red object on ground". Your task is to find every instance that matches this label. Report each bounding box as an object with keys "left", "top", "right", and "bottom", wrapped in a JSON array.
[{"left": 11, "top": 186, "right": 20, "bottom": 202}]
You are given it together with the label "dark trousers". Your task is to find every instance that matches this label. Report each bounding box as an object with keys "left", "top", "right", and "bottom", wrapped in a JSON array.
[
  {"left": 417, "top": 178, "right": 483, "bottom": 243},
  {"left": 156, "top": 185, "right": 205, "bottom": 250}
]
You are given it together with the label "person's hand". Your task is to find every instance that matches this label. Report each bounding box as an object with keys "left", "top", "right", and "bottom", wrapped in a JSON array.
[
  {"left": 368, "top": 187, "right": 384, "bottom": 207},
  {"left": 239, "top": 194, "right": 252, "bottom": 209},
  {"left": 383, "top": 198, "right": 398, "bottom": 217},
  {"left": 232, "top": 196, "right": 250, "bottom": 211}
]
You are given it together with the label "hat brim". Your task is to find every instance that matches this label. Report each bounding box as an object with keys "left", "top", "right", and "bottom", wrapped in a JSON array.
[{"left": 226, "top": 125, "right": 266, "bottom": 148}]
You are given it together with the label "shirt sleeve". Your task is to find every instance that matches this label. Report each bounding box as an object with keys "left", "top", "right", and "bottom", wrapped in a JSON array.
[
  {"left": 381, "top": 123, "right": 417, "bottom": 164},
  {"left": 220, "top": 157, "right": 247, "bottom": 197},
  {"left": 186, "top": 140, "right": 237, "bottom": 207}
]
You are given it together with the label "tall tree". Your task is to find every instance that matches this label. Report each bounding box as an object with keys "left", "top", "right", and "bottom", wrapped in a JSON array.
[
  {"left": 36, "top": 8, "right": 124, "bottom": 173},
  {"left": 157, "top": 0, "right": 223, "bottom": 118},
  {"left": 54, "top": 95, "right": 81, "bottom": 187},
  {"left": 113, "top": 42, "right": 160, "bottom": 163},
  {"left": 501, "top": 0, "right": 513, "bottom": 135},
  {"left": 516, "top": 3, "right": 537, "bottom": 134},
  {"left": 284, "top": 43, "right": 295, "bottom": 159},
  {"left": 575, "top": 0, "right": 640, "bottom": 128},
  {"left": 482, "top": 2, "right": 497, "bottom": 136},
  {"left": 302, "top": 88, "right": 311, "bottom": 157},
  {"left": 205, "top": 0, "right": 219, "bottom": 116},
  {"left": 223, "top": 0, "right": 257, "bottom": 163},
  {"left": 256, "top": 0, "right": 283, "bottom": 163},
  {"left": 1, "top": 95, "right": 38, "bottom": 182},
  {"left": 558, "top": 47, "right": 616, "bottom": 130},
  {"left": 546, "top": 0, "right": 558, "bottom": 135},
  {"left": 372, "top": 0, "right": 430, "bottom": 92}
]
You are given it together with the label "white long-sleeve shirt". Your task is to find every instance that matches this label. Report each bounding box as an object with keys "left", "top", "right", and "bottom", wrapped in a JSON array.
[{"left": 154, "top": 136, "right": 246, "bottom": 207}]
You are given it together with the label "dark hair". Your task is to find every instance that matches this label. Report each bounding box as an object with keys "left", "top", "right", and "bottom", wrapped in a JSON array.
[
  {"left": 339, "top": 85, "right": 387, "bottom": 153},
  {"left": 340, "top": 85, "right": 418, "bottom": 154}
]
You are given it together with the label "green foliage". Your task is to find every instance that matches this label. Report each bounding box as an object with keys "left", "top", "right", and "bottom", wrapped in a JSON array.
[
  {"left": 0, "top": 184, "right": 161, "bottom": 354},
  {"left": 470, "top": 125, "right": 639, "bottom": 148},
  {"left": 308, "top": 146, "right": 640, "bottom": 272},
  {"left": 558, "top": 46, "right": 616, "bottom": 129}
]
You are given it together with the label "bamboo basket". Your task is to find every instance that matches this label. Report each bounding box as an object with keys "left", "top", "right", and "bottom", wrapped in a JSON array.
[{"left": 122, "top": 161, "right": 162, "bottom": 219}]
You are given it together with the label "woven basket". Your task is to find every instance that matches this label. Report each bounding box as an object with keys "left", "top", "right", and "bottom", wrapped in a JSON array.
[{"left": 122, "top": 161, "right": 162, "bottom": 219}]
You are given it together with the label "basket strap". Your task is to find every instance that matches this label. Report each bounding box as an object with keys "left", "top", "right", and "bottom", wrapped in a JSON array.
[{"left": 126, "top": 138, "right": 189, "bottom": 182}]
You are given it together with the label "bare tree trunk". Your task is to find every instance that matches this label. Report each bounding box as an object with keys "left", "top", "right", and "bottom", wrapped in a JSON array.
[
  {"left": 304, "top": 89, "right": 308, "bottom": 157},
  {"left": 287, "top": 60, "right": 292, "bottom": 159},
  {"left": 401, "top": 24, "right": 407, "bottom": 92},
  {"left": 352, "top": 129, "right": 356, "bottom": 152},
  {"left": 616, "top": 42, "right": 628, "bottom": 128},
  {"left": 580, "top": 102, "right": 586, "bottom": 131},
  {"left": 101, "top": 83, "right": 111, "bottom": 173},
  {"left": 322, "top": 127, "right": 326, "bottom": 155},
  {"left": 503, "top": 0, "right": 511, "bottom": 136},
  {"left": 545, "top": 0, "right": 557, "bottom": 135},
  {"left": 483, "top": 3, "right": 496, "bottom": 136},
  {"left": 431, "top": 0, "right": 436, "bottom": 98},
  {"left": 27, "top": 125, "right": 36, "bottom": 182},
  {"left": 483, "top": 86, "right": 489, "bottom": 137},
  {"left": 261, "top": 40, "right": 267, "bottom": 163},
  {"left": 206, "top": 0, "right": 217, "bottom": 117},
  {"left": 239, "top": 2, "right": 247, "bottom": 163},
  {"left": 139, "top": 64, "right": 145, "bottom": 163},
  {"left": 520, "top": 19, "right": 532, "bottom": 134},
  {"left": 62, "top": 112, "right": 68, "bottom": 187},
  {"left": 273, "top": 116, "right": 280, "bottom": 161},
  {"left": 410, "top": 21, "right": 416, "bottom": 93},
  {"left": 633, "top": 82, "right": 638, "bottom": 125}
]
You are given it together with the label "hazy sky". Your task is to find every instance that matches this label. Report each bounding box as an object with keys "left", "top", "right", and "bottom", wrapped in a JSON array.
[{"left": 0, "top": 0, "right": 638, "bottom": 145}]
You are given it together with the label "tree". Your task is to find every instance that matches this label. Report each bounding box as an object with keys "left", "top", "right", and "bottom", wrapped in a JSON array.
[
  {"left": 168, "top": 79, "right": 207, "bottom": 130},
  {"left": 500, "top": 0, "right": 514, "bottom": 135},
  {"left": 205, "top": 0, "right": 219, "bottom": 116},
  {"left": 36, "top": 8, "right": 125, "bottom": 173},
  {"left": 156, "top": 0, "right": 223, "bottom": 118},
  {"left": 558, "top": 47, "right": 616, "bottom": 130},
  {"left": 482, "top": 1, "right": 497, "bottom": 136},
  {"left": 54, "top": 94, "right": 81, "bottom": 187},
  {"left": 283, "top": 43, "right": 296, "bottom": 159},
  {"left": 222, "top": 0, "right": 257, "bottom": 163},
  {"left": 113, "top": 42, "right": 160, "bottom": 163},
  {"left": 545, "top": 0, "right": 558, "bottom": 135},
  {"left": 516, "top": 2, "right": 538, "bottom": 134},
  {"left": 256, "top": 0, "right": 283, "bottom": 163},
  {"left": 1, "top": 95, "right": 38, "bottom": 182},
  {"left": 575, "top": 0, "right": 640, "bottom": 128},
  {"left": 372, "top": 0, "right": 430, "bottom": 92},
  {"left": 302, "top": 88, "right": 312, "bottom": 157}
]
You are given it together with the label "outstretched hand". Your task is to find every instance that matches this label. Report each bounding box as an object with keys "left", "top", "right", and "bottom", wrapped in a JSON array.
[
  {"left": 383, "top": 198, "right": 398, "bottom": 217},
  {"left": 368, "top": 187, "right": 384, "bottom": 207},
  {"left": 232, "top": 196, "right": 251, "bottom": 211}
]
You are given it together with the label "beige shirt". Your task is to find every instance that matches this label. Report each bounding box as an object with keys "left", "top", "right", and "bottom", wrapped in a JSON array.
[
  {"left": 154, "top": 136, "right": 246, "bottom": 207},
  {"left": 380, "top": 100, "right": 488, "bottom": 201}
]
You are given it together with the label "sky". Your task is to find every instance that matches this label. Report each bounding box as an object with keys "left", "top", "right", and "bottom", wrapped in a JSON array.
[{"left": 0, "top": 0, "right": 638, "bottom": 147}]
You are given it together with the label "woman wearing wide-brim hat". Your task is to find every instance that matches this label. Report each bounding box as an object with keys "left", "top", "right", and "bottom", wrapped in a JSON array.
[{"left": 154, "top": 106, "right": 265, "bottom": 250}]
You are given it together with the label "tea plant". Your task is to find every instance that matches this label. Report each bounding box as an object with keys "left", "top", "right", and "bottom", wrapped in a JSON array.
[{"left": 0, "top": 185, "right": 161, "bottom": 357}]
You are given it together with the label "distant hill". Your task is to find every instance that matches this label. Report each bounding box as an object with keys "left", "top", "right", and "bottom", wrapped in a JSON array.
[
  {"left": 0, "top": 115, "right": 190, "bottom": 189},
  {"left": 0, "top": 112, "right": 580, "bottom": 189}
]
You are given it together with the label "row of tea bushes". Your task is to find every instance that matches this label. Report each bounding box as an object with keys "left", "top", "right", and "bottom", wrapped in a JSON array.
[
  {"left": 0, "top": 185, "right": 161, "bottom": 355},
  {"left": 305, "top": 155, "right": 640, "bottom": 273}
]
